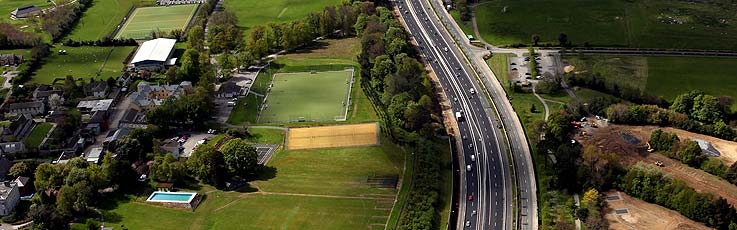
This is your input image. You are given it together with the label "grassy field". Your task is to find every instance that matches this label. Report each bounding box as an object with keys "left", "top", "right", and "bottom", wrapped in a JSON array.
[
  {"left": 102, "top": 142, "right": 404, "bottom": 230},
  {"left": 474, "top": 0, "right": 737, "bottom": 50},
  {"left": 227, "top": 94, "right": 261, "bottom": 125},
  {"left": 24, "top": 122, "right": 52, "bottom": 148},
  {"left": 67, "top": 0, "right": 152, "bottom": 41},
  {"left": 0, "top": 0, "right": 51, "bottom": 23},
  {"left": 260, "top": 70, "right": 352, "bottom": 123},
  {"left": 114, "top": 4, "right": 197, "bottom": 40},
  {"left": 32, "top": 46, "right": 136, "bottom": 84},
  {"left": 566, "top": 55, "right": 737, "bottom": 110},
  {"left": 224, "top": 0, "right": 341, "bottom": 35}
]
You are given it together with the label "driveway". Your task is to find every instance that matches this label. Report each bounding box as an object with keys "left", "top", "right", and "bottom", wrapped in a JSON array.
[{"left": 180, "top": 133, "right": 215, "bottom": 157}]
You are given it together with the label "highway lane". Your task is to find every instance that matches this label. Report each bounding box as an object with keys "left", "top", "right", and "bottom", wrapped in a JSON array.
[{"left": 395, "top": 1, "right": 513, "bottom": 229}]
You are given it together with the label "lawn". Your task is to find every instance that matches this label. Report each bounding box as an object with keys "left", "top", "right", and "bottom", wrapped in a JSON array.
[
  {"left": 224, "top": 0, "right": 341, "bottom": 35},
  {"left": 114, "top": 4, "right": 197, "bottom": 40},
  {"left": 566, "top": 55, "right": 737, "bottom": 110},
  {"left": 32, "top": 46, "right": 136, "bottom": 83},
  {"left": 259, "top": 70, "right": 353, "bottom": 123},
  {"left": 226, "top": 93, "right": 261, "bottom": 125},
  {"left": 66, "top": 0, "right": 152, "bottom": 41},
  {"left": 474, "top": 0, "right": 737, "bottom": 50},
  {"left": 23, "top": 122, "right": 52, "bottom": 148},
  {"left": 102, "top": 142, "right": 405, "bottom": 230}
]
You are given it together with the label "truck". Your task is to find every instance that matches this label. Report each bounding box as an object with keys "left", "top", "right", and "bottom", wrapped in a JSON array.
[{"left": 455, "top": 111, "right": 464, "bottom": 122}]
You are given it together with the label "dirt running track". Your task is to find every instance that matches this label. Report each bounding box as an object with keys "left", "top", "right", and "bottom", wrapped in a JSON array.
[
  {"left": 605, "top": 190, "right": 709, "bottom": 230},
  {"left": 578, "top": 124, "right": 737, "bottom": 208}
]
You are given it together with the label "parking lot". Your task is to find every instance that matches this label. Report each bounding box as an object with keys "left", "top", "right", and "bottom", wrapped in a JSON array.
[
  {"left": 179, "top": 133, "right": 216, "bottom": 157},
  {"left": 508, "top": 54, "right": 559, "bottom": 84},
  {"left": 214, "top": 67, "right": 259, "bottom": 122}
]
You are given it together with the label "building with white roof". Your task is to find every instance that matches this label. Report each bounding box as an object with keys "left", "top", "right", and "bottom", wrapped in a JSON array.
[{"left": 130, "top": 38, "right": 177, "bottom": 70}]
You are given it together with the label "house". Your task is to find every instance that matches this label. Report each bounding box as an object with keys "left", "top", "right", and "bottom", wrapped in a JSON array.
[
  {"left": 13, "top": 176, "right": 30, "bottom": 197},
  {"left": 0, "top": 181, "right": 19, "bottom": 216},
  {"left": 76, "top": 99, "right": 113, "bottom": 114},
  {"left": 157, "top": 0, "right": 205, "bottom": 6},
  {"left": 83, "top": 81, "right": 108, "bottom": 98},
  {"left": 130, "top": 38, "right": 177, "bottom": 71},
  {"left": 129, "top": 81, "right": 192, "bottom": 111},
  {"left": 83, "top": 111, "right": 107, "bottom": 135},
  {"left": 216, "top": 81, "right": 243, "bottom": 98},
  {"left": 0, "top": 115, "right": 35, "bottom": 154},
  {"left": 10, "top": 5, "right": 40, "bottom": 20},
  {"left": 45, "top": 110, "right": 67, "bottom": 124},
  {"left": 4, "top": 101, "right": 45, "bottom": 117},
  {"left": 32, "top": 85, "right": 63, "bottom": 103},
  {"left": 0, "top": 54, "right": 22, "bottom": 66}
]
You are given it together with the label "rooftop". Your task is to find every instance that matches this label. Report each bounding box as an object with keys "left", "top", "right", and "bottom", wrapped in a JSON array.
[
  {"left": 0, "top": 181, "right": 16, "bottom": 201},
  {"left": 77, "top": 99, "right": 113, "bottom": 113},
  {"left": 131, "top": 38, "right": 177, "bottom": 64}
]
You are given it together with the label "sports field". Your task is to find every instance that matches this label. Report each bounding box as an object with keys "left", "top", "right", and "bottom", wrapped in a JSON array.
[
  {"left": 288, "top": 123, "right": 379, "bottom": 150},
  {"left": 114, "top": 4, "right": 197, "bottom": 40},
  {"left": 32, "top": 46, "right": 136, "bottom": 83},
  {"left": 473, "top": 0, "right": 737, "bottom": 50},
  {"left": 67, "top": 0, "right": 153, "bottom": 41},
  {"left": 259, "top": 70, "right": 353, "bottom": 123}
]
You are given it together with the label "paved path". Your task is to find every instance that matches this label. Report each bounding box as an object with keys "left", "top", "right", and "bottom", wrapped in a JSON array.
[{"left": 531, "top": 85, "right": 550, "bottom": 121}]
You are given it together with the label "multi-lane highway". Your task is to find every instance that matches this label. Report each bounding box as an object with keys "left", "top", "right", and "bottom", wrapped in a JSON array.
[
  {"left": 395, "top": 0, "right": 538, "bottom": 229},
  {"left": 395, "top": 0, "right": 512, "bottom": 229}
]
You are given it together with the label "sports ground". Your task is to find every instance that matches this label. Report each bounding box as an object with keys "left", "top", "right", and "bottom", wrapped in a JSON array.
[
  {"left": 259, "top": 70, "right": 353, "bottom": 123},
  {"left": 114, "top": 4, "right": 197, "bottom": 40},
  {"left": 287, "top": 123, "right": 379, "bottom": 150}
]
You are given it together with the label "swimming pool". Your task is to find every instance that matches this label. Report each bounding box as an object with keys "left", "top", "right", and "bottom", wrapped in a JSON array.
[{"left": 146, "top": 192, "right": 197, "bottom": 204}]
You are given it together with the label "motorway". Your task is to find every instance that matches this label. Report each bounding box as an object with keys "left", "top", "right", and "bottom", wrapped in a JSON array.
[{"left": 395, "top": 0, "right": 513, "bottom": 229}]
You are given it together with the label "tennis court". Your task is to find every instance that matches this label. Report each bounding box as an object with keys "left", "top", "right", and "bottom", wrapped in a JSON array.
[
  {"left": 114, "top": 4, "right": 198, "bottom": 40},
  {"left": 259, "top": 69, "right": 353, "bottom": 123},
  {"left": 287, "top": 123, "right": 379, "bottom": 150}
]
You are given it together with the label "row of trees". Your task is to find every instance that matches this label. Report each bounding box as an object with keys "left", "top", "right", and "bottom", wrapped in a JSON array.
[
  {"left": 0, "top": 22, "right": 41, "bottom": 48},
  {"left": 62, "top": 37, "right": 138, "bottom": 47},
  {"left": 353, "top": 2, "right": 445, "bottom": 229},
  {"left": 620, "top": 162, "right": 737, "bottom": 229},
  {"left": 606, "top": 103, "right": 737, "bottom": 141},
  {"left": 42, "top": 0, "right": 94, "bottom": 41},
  {"left": 566, "top": 71, "right": 669, "bottom": 106},
  {"left": 207, "top": 11, "right": 243, "bottom": 54},
  {"left": 671, "top": 90, "right": 733, "bottom": 123}
]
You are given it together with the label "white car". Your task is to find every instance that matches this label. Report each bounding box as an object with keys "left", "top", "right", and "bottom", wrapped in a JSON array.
[
  {"left": 465, "top": 220, "right": 470, "bottom": 227},
  {"left": 466, "top": 165, "right": 471, "bottom": 171},
  {"left": 470, "top": 155, "right": 475, "bottom": 162}
]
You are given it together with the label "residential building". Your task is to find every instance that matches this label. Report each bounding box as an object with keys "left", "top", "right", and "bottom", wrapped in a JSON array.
[
  {"left": 0, "top": 115, "right": 35, "bottom": 154},
  {"left": 4, "top": 101, "right": 45, "bottom": 117},
  {"left": 85, "top": 147, "right": 104, "bottom": 164},
  {"left": 0, "top": 181, "right": 19, "bottom": 216},
  {"left": 9, "top": 5, "right": 40, "bottom": 20},
  {"left": 13, "top": 176, "right": 30, "bottom": 197},
  {"left": 0, "top": 54, "right": 22, "bottom": 66},
  {"left": 129, "top": 81, "right": 192, "bottom": 111},
  {"left": 32, "top": 85, "right": 63, "bottom": 103},
  {"left": 119, "top": 108, "right": 147, "bottom": 129},
  {"left": 216, "top": 81, "right": 243, "bottom": 98},
  {"left": 130, "top": 38, "right": 177, "bottom": 71},
  {"left": 83, "top": 81, "right": 108, "bottom": 98}
]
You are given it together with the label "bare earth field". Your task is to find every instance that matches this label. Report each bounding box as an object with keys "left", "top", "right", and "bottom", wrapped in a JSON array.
[
  {"left": 577, "top": 123, "right": 737, "bottom": 207},
  {"left": 287, "top": 123, "right": 379, "bottom": 150},
  {"left": 605, "top": 190, "right": 709, "bottom": 230}
]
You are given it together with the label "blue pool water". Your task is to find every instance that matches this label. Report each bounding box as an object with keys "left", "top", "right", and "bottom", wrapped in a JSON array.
[{"left": 148, "top": 192, "right": 195, "bottom": 202}]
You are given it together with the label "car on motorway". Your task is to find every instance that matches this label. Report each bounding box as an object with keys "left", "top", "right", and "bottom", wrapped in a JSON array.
[
  {"left": 466, "top": 165, "right": 471, "bottom": 171},
  {"left": 468, "top": 193, "right": 473, "bottom": 201},
  {"left": 472, "top": 210, "right": 477, "bottom": 216},
  {"left": 443, "top": 47, "right": 449, "bottom": 52},
  {"left": 469, "top": 88, "right": 476, "bottom": 94},
  {"left": 468, "top": 144, "right": 473, "bottom": 149},
  {"left": 465, "top": 220, "right": 470, "bottom": 227},
  {"left": 470, "top": 154, "right": 475, "bottom": 162}
]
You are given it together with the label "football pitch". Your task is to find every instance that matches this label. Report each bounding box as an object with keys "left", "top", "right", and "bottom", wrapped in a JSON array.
[
  {"left": 114, "top": 4, "right": 197, "bottom": 40},
  {"left": 259, "top": 70, "right": 353, "bottom": 123}
]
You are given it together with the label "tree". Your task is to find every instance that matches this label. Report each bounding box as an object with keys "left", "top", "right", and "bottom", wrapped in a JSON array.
[
  {"left": 9, "top": 161, "right": 35, "bottom": 178},
  {"left": 558, "top": 33, "right": 568, "bottom": 46},
  {"left": 692, "top": 94, "right": 723, "bottom": 123},
  {"left": 187, "top": 25, "right": 205, "bottom": 50},
  {"left": 29, "top": 204, "right": 67, "bottom": 230},
  {"left": 56, "top": 181, "right": 92, "bottom": 217},
  {"left": 188, "top": 145, "right": 226, "bottom": 186},
  {"left": 582, "top": 188, "right": 602, "bottom": 208},
  {"left": 34, "top": 163, "right": 64, "bottom": 191},
  {"left": 150, "top": 154, "right": 186, "bottom": 183},
  {"left": 530, "top": 104, "right": 537, "bottom": 113},
  {"left": 531, "top": 34, "right": 540, "bottom": 46},
  {"left": 178, "top": 49, "right": 202, "bottom": 83},
  {"left": 220, "top": 138, "right": 259, "bottom": 178},
  {"left": 217, "top": 54, "right": 234, "bottom": 80},
  {"left": 354, "top": 13, "right": 367, "bottom": 35},
  {"left": 115, "top": 137, "right": 145, "bottom": 162}
]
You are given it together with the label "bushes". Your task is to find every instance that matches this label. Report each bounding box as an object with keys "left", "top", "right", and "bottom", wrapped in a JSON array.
[
  {"left": 567, "top": 72, "right": 668, "bottom": 106},
  {"left": 607, "top": 104, "right": 737, "bottom": 141},
  {"left": 619, "top": 162, "right": 737, "bottom": 229},
  {"left": 649, "top": 129, "right": 679, "bottom": 151}
]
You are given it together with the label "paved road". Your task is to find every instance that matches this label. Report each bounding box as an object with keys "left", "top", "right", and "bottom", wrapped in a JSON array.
[
  {"left": 419, "top": 0, "right": 539, "bottom": 229},
  {"left": 397, "top": 1, "right": 513, "bottom": 229}
]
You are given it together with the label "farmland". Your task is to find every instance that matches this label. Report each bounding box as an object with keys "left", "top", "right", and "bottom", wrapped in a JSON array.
[
  {"left": 223, "top": 0, "right": 341, "bottom": 34},
  {"left": 473, "top": 0, "right": 737, "bottom": 50},
  {"left": 66, "top": 0, "right": 155, "bottom": 41},
  {"left": 114, "top": 4, "right": 197, "bottom": 40}
]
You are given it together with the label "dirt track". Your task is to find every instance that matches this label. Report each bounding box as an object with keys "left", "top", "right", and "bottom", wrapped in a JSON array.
[
  {"left": 605, "top": 190, "right": 709, "bottom": 230},
  {"left": 577, "top": 124, "right": 737, "bottom": 208}
]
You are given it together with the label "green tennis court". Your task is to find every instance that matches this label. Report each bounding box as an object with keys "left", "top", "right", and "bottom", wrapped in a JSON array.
[
  {"left": 260, "top": 70, "right": 353, "bottom": 123},
  {"left": 114, "top": 4, "right": 198, "bottom": 40}
]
